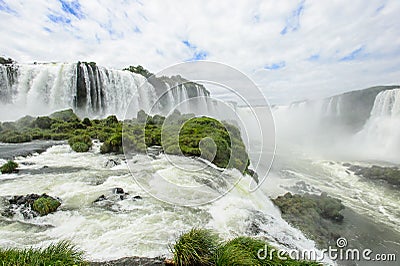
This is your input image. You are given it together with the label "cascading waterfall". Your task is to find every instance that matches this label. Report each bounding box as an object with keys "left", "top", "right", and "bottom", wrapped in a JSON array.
[
  {"left": 354, "top": 89, "right": 400, "bottom": 162},
  {"left": 0, "top": 64, "right": 17, "bottom": 103},
  {"left": 0, "top": 62, "right": 212, "bottom": 120},
  {"left": 370, "top": 89, "right": 400, "bottom": 117}
]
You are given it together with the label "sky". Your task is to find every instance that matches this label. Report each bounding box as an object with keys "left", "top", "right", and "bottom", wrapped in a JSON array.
[{"left": 0, "top": 0, "right": 399, "bottom": 104}]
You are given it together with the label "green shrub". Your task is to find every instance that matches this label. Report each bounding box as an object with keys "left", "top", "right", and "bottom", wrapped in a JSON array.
[
  {"left": 16, "top": 115, "right": 35, "bottom": 128},
  {"left": 170, "top": 229, "right": 320, "bottom": 266},
  {"left": 34, "top": 116, "right": 54, "bottom": 129},
  {"left": 51, "top": 133, "right": 71, "bottom": 140},
  {"left": 50, "top": 109, "right": 80, "bottom": 122},
  {"left": 27, "top": 128, "right": 44, "bottom": 140},
  {"left": 82, "top": 117, "right": 92, "bottom": 126},
  {"left": 0, "top": 161, "right": 18, "bottom": 174},
  {"left": 71, "top": 142, "right": 90, "bottom": 152},
  {"left": 0, "top": 131, "right": 32, "bottom": 143},
  {"left": 68, "top": 135, "right": 92, "bottom": 149},
  {"left": 100, "top": 133, "right": 122, "bottom": 154},
  {"left": 104, "top": 115, "right": 119, "bottom": 126},
  {"left": 32, "top": 196, "right": 61, "bottom": 216},
  {"left": 0, "top": 241, "right": 86, "bottom": 265},
  {"left": 214, "top": 240, "right": 259, "bottom": 266},
  {"left": 123, "top": 65, "right": 153, "bottom": 78},
  {"left": 171, "top": 228, "right": 220, "bottom": 266}
]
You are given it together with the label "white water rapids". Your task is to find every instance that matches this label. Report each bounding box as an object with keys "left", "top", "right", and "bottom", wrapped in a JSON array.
[{"left": 0, "top": 142, "right": 327, "bottom": 262}]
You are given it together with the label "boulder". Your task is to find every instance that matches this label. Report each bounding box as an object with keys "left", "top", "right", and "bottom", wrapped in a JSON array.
[{"left": 5, "top": 193, "right": 61, "bottom": 218}]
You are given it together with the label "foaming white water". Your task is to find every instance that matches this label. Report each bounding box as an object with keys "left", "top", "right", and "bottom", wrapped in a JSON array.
[
  {"left": 0, "top": 144, "right": 325, "bottom": 262},
  {"left": 266, "top": 155, "right": 400, "bottom": 234}
]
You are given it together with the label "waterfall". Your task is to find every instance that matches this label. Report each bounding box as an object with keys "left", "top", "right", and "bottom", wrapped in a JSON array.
[
  {"left": 354, "top": 89, "right": 400, "bottom": 162},
  {"left": 0, "top": 64, "right": 17, "bottom": 103},
  {"left": 370, "top": 89, "right": 400, "bottom": 117},
  {"left": 0, "top": 62, "right": 212, "bottom": 120}
]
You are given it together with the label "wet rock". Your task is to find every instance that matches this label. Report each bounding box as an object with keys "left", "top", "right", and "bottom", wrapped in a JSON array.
[
  {"left": 104, "top": 158, "right": 121, "bottom": 168},
  {"left": 113, "top": 188, "right": 125, "bottom": 194},
  {"left": 246, "top": 168, "right": 259, "bottom": 183},
  {"left": 344, "top": 163, "right": 400, "bottom": 187},
  {"left": 93, "top": 189, "right": 133, "bottom": 209},
  {"left": 4, "top": 193, "right": 61, "bottom": 219},
  {"left": 20, "top": 162, "right": 35, "bottom": 166},
  {"left": 272, "top": 192, "right": 345, "bottom": 247},
  {"left": 147, "top": 146, "right": 163, "bottom": 159},
  {"left": 246, "top": 210, "right": 268, "bottom": 236},
  {"left": 89, "top": 256, "right": 166, "bottom": 265},
  {"left": 94, "top": 195, "right": 106, "bottom": 203},
  {"left": 283, "top": 181, "right": 321, "bottom": 194}
]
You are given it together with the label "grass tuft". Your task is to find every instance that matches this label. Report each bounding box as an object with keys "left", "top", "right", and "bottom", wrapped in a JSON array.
[
  {"left": 171, "top": 228, "right": 220, "bottom": 266},
  {"left": 0, "top": 160, "right": 18, "bottom": 174},
  {"left": 0, "top": 240, "right": 87, "bottom": 265},
  {"left": 170, "top": 229, "right": 322, "bottom": 266}
]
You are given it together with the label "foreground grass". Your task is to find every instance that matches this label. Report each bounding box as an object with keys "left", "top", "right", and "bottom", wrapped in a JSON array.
[
  {"left": 0, "top": 241, "right": 87, "bottom": 266},
  {"left": 171, "top": 228, "right": 321, "bottom": 266},
  {"left": 0, "top": 229, "right": 321, "bottom": 265}
]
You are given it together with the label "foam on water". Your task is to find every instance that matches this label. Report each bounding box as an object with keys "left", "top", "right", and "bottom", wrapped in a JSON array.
[{"left": 0, "top": 144, "right": 328, "bottom": 263}]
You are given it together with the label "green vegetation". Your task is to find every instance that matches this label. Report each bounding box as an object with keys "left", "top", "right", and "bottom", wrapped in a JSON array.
[
  {"left": 171, "top": 228, "right": 219, "bottom": 266},
  {"left": 272, "top": 192, "right": 345, "bottom": 247},
  {"left": 0, "top": 241, "right": 87, "bottom": 266},
  {"left": 32, "top": 195, "right": 61, "bottom": 216},
  {"left": 171, "top": 228, "right": 320, "bottom": 266},
  {"left": 0, "top": 109, "right": 249, "bottom": 172},
  {"left": 0, "top": 160, "right": 18, "bottom": 174},
  {"left": 68, "top": 135, "right": 92, "bottom": 152},
  {"left": 0, "top": 228, "right": 320, "bottom": 265},
  {"left": 50, "top": 109, "right": 80, "bottom": 122},
  {"left": 123, "top": 65, "right": 153, "bottom": 78}
]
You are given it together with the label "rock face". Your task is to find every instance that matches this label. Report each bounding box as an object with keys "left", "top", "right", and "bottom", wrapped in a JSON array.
[
  {"left": 321, "top": 85, "right": 400, "bottom": 132},
  {"left": 3, "top": 194, "right": 61, "bottom": 219},
  {"left": 272, "top": 192, "right": 345, "bottom": 247},
  {"left": 93, "top": 188, "right": 142, "bottom": 211},
  {"left": 103, "top": 158, "right": 122, "bottom": 168},
  {"left": 345, "top": 164, "right": 400, "bottom": 187},
  {"left": 89, "top": 256, "right": 166, "bottom": 266}
]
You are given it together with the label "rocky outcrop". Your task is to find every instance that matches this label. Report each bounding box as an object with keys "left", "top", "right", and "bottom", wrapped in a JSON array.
[
  {"left": 93, "top": 188, "right": 142, "bottom": 211},
  {"left": 272, "top": 192, "right": 344, "bottom": 247},
  {"left": 89, "top": 256, "right": 167, "bottom": 266},
  {"left": 344, "top": 163, "right": 400, "bottom": 187},
  {"left": 3, "top": 193, "right": 61, "bottom": 219}
]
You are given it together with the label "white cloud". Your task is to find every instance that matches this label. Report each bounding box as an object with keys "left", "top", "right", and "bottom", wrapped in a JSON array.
[{"left": 0, "top": 0, "right": 399, "bottom": 104}]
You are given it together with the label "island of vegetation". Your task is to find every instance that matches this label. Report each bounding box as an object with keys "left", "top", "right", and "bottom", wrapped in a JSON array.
[{"left": 0, "top": 109, "right": 252, "bottom": 175}]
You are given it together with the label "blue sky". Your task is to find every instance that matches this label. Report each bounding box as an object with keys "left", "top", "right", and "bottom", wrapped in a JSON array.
[{"left": 0, "top": 0, "right": 399, "bottom": 104}]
